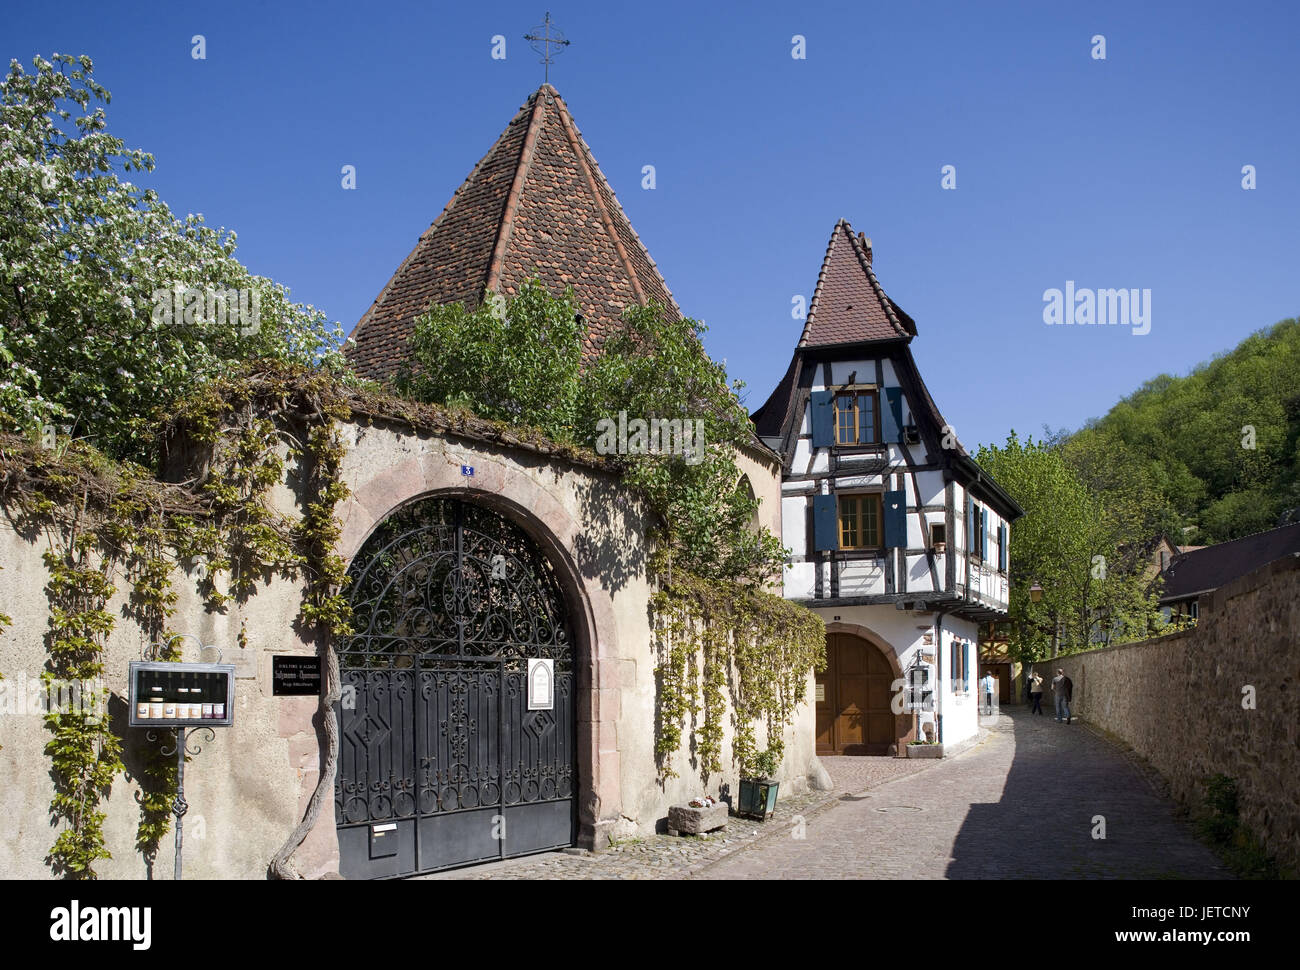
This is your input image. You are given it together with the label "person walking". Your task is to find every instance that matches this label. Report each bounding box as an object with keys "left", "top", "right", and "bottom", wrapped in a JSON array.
[
  {"left": 1029, "top": 671, "right": 1044, "bottom": 714},
  {"left": 1052, "top": 668, "right": 1072, "bottom": 723},
  {"left": 981, "top": 670, "right": 996, "bottom": 715}
]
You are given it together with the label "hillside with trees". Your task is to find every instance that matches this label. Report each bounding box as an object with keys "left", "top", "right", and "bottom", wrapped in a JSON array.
[
  {"left": 1071, "top": 316, "right": 1300, "bottom": 544},
  {"left": 976, "top": 315, "right": 1299, "bottom": 661}
]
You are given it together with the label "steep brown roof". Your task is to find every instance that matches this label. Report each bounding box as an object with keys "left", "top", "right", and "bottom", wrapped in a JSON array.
[
  {"left": 799, "top": 219, "right": 915, "bottom": 348},
  {"left": 1161, "top": 523, "right": 1300, "bottom": 603},
  {"left": 347, "top": 84, "right": 680, "bottom": 381}
]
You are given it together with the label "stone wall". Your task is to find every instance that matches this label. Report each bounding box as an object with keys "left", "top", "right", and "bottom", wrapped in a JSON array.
[
  {"left": 0, "top": 414, "right": 819, "bottom": 878},
  {"left": 0, "top": 517, "right": 320, "bottom": 880},
  {"left": 1027, "top": 555, "right": 1299, "bottom": 873}
]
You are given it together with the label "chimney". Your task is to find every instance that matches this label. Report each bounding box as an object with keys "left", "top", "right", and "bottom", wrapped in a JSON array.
[{"left": 858, "top": 231, "right": 873, "bottom": 265}]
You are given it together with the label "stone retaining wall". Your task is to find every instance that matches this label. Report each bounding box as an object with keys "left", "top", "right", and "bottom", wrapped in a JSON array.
[{"left": 1025, "top": 554, "right": 1299, "bottom": 873}]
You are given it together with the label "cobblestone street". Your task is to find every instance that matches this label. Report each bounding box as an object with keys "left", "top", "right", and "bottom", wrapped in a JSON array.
[
  {"left": 699, "top": 709, "right": 1229, "bottom": 880},
  {"left": 429, "top": 708, "right": 1228, "bottom": 880}
]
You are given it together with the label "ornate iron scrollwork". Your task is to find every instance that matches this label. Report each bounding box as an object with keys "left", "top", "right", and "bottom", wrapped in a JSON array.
[
  {"left": 338, "top": 498, "right": 571, "bottom": 671},
  {"left": 335, "top": 498, "right": 575, "bottom": 835}
]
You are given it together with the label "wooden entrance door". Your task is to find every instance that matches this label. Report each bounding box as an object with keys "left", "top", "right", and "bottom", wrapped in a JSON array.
[{"left": 815, "top": 633, "right": 896, "bottom": 755}]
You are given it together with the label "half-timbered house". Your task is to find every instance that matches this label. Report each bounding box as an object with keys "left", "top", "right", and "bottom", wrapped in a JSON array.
[{"left": 752, "top": 220, "right": 1022, "bottom": 754}]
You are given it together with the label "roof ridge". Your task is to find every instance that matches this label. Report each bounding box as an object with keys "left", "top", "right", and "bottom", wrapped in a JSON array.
[
  {"left": 1174, "top": 521, "right": 1300, "bottom": 557},
  {"left": 850, "top": 227, "right": 906, "bottom": 337},
  {"left": 553, "top": 91, "right": 682, "bottom": 318},
  {"left": 799, "top": 218, "right": 847, "bottom": 347},
  {"left": 484, "top": 88, "right": 548, "bottom": 295},
  {"left": 552, "top": 91, "right": 646, "bottom": 307}
]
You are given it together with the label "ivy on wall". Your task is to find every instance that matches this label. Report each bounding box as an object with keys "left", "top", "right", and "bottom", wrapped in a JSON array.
[
  {"left": 0, "top": 363, "right": 356, "bottom": 877},
  {"left": 652, "top": 555, "right": 826, "bottom": 781},
  {"left": 2, "top": 355, "right": 826, "bottom": 874}
]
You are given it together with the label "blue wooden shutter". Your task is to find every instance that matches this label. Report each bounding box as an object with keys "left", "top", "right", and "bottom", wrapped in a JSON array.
[
  {"left": 998, "top": 523, "right": 1008, "bottom": 571},
  {"left": 967, "top": 497, "right": 976, "bottom": 552},
  {"left": 884, "top": 387, "right": 903, "bottom": 442},
  {"left": 980, "top": 507, "right": 988, "bottom": 560},
  {"left": 809, "top": 390, "right": 834, "bottom": 447},
  {"left": 813, "top": 494, "right": 839, "bottom": 551},
  {"left": 963, "top": 642, "right": 970, "bottom": 693},
  {"left": 882, "top": 489, "right": 906, "bottom": 548}
]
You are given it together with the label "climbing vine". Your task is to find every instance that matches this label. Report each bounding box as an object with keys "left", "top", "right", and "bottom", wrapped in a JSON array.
[
  {"left": 651, "top": 553, "right": 826, "bottom": 781},
  {"left": 0, "top": 362, "right": 358, "bottom": 877},
  {"left": 41, "top": 530, "right": 124, "bottom": 877}
]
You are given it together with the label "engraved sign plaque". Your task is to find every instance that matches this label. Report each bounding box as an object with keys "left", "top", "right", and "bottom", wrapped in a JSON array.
[{"left": 527, "top": 658, "right": 554, "bottom": 711}]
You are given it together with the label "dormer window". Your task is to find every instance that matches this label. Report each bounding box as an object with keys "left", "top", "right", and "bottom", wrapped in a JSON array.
[{"left": 834, "top": 390, "right": 880, "bottom": 445}]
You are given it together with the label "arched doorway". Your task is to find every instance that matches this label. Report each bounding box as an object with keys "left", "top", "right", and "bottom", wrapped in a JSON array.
[
  {"left": 815, "top": 632, "right": 896, "bottom": 755},
  {"left": 333, "top": 496, "right": 576, "bottom": 878}
]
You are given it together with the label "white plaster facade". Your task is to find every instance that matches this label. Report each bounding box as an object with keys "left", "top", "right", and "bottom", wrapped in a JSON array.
[{"left": 751, "top": 221, "right": 1021, "bottom": 754}]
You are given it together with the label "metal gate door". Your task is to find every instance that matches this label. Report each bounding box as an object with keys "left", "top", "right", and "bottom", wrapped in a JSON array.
[{"left": 334, "top": 498, "right": 575, "bottom": 879}]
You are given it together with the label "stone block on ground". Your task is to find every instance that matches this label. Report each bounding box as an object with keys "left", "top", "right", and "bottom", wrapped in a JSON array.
[
  {"left": 667, "top": 802, "right": 729, "bottom": 836},
  {"left": 807, "top": 756, "right": 834, "bottom": 791},
  {"left": 906, "top": 743, "right": 944, "bottom": 759}
]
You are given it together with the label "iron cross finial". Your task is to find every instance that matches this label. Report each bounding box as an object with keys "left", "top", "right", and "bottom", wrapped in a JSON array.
[{"left": 524, "top": 12, "right": 570, "bottom": 84}]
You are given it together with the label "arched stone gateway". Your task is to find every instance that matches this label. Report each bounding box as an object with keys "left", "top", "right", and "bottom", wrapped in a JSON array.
[{"left": 334, "top": 495, "right": 578, "bottom": 878}]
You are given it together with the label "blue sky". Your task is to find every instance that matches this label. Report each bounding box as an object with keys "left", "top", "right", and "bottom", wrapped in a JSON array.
[{"left": 7, "top": 0, "right": 1298, "bottom": 450}]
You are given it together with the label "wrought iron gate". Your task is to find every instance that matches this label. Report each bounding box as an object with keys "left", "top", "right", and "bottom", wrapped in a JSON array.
[{"left": 334, "top": 497, "right": 576, "bottom": 878}]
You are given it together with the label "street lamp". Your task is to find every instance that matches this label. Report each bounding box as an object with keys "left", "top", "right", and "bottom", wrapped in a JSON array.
[{"left": 1026, "top": 580, "right": 1059, "bottom": 657}]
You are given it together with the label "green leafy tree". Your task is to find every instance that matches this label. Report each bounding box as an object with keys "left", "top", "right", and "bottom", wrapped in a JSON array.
[
  {"left": 1075, "top": 317, "right": 1300, "bottom": 542},
  {"left": 401, "top": 282, "right": 786, "bottom": 584},
  {"left": 0, "top": 54, "right": 348, "bottom": 463},
  {"left": 397, "top": 282, "right": 584, "bottom": 441},
  {"left": 579, "top": 302, "right": 786, "bottom": 583},
  {"left": 976, "top": 432, "right": 1165, "bottom": 661}
]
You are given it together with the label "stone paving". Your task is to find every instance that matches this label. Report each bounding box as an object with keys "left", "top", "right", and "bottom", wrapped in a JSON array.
[
  {"left": 819, "top": 751, "right": 938, "bottom": 794},
  {"left": 423, "top": 786, "right": 839, "bottom": 880},
  {"left": 697, "top": 708, "right": 1230, "bottom": 880},
  {"left": 425, "top": 707, "right": 1228, "bottom": 880},
  {"left": 428, "top": 738, "right": 942, "bottom": 879}
]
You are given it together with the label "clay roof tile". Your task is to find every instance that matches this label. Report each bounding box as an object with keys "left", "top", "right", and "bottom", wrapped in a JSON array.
[{"left": 347, "top": 84, "right": 680, "bottom": 380}]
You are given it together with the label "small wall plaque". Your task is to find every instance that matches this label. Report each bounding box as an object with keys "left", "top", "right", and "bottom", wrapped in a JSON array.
[
  {"left": 460, "top": 465, "right": 475, "bottom": 477},
  {"left": 272, "top": 655, "right": 322, "bottom": 696},
  {"left": 527, "top": 658, "right": 554, "bottom": 710},
  {"left": 815, "top": 683, "right": 826, "bottom": 702}
]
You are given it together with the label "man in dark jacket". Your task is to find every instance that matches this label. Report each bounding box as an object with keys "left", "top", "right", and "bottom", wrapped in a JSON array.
[{"left": 1053, "top": 668, "right": 1074, "bottom": 724}]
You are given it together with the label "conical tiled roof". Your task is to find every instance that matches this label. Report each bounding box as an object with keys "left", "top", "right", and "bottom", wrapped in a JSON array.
[
  {"left": 799, "top": 219, "right": 915, "bottom": 348},
  {"left": 347, "top": 84, "right": 680, "bottom": 381}
]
